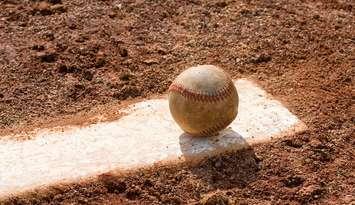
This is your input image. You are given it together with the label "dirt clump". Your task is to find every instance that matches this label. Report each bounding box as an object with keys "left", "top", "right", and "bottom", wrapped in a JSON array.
[{"left": 200, "top": 191, "right": 232, "bottom": 205}]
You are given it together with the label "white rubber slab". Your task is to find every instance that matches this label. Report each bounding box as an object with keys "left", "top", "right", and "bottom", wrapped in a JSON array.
[{"left": 0, "top": 79, "right": 306, "bottom": 198}]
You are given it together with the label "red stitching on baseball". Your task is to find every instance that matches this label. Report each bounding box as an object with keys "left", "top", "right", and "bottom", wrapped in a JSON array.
[
  {"left": 198, "top": 118, "right": 231, "bottom": 136},
  {"left": 168, "top": 80, "right": 235, "bottom": 103}
]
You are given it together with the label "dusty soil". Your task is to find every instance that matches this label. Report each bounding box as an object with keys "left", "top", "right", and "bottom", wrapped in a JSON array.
[{"left": 0, "top": 0, "right": 354, "bottom": 204}]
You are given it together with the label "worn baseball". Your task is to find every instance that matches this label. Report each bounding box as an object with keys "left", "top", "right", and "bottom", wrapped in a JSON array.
[{"left": 168, "top": 65, "right": 239, "bottom": 137}]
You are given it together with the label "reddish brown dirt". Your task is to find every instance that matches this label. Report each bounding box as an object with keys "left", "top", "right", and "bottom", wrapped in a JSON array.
[{"left": 0, "top": 0, "right": 354, "bottom": 204}]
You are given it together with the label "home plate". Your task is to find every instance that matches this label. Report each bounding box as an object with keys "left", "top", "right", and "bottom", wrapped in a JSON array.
[{"left": 0, "top": 79, "right": 306, "bottom": 198}]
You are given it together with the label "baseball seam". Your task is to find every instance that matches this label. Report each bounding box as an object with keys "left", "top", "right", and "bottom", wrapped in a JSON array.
[
  {"left": 198, "top": 118, "right": 232, "bottom": 136},
  {"left": 168, "top": 80, "right": 235, "bottom": 103}
]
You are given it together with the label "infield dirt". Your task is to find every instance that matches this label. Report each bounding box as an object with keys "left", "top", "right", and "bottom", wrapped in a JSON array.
[{"left": 0, "top": 0, "right": 354, "bottom": 204}]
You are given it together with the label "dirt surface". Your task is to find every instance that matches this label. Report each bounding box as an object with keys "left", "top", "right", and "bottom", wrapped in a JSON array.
[{"left": 0, "top": 0, "right": 354, "bottom": 204}]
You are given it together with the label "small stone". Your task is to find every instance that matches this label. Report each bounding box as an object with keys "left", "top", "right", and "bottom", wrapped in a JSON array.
[
  {"left": 143, "top": 58, "right": 158, "bottom": 65},
  {"left": 50, "top": 4, "right": 67, "bottom": 13}
]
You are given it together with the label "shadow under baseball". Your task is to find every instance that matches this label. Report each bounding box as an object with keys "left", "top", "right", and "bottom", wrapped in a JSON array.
[
  {"left": 179, "top": 128, "right": 249, "bottom": 160},
  {"left": 179, "top": 129, "right": 261, "bottom": 190}
]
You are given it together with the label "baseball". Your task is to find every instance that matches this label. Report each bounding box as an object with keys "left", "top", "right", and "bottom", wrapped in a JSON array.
[{"left": 168, "top": 65, "right": 239, "bottom": 137}]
